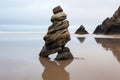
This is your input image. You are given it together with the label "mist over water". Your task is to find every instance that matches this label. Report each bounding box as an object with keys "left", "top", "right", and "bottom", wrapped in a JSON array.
[{"left": 0, "top": 25, "right": 94, "bottom": 33}]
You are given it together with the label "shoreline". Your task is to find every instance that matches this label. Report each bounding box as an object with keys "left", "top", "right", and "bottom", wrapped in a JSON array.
[{"left": 0, "top": 32, "right": 120, "bottom": 39}]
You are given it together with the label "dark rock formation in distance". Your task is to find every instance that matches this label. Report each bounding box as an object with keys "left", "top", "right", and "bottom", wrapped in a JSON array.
[
  {"left": 75, "top": 25, "right": 88, "bottom": 34},
  {"left": 39, "top": 6, "right": 73, "bottom": 60},
  {"left": 93, "top": 6, "right": 120, "bottom": 34}
]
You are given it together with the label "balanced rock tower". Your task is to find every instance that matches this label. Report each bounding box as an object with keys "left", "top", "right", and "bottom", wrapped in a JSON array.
[{"left": 39, "top": 6, "right": 73, "bottom": 60}]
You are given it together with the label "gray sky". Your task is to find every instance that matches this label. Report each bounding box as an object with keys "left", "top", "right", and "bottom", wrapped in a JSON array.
[{"left": 0, "top": 0, "right": 120, "bottom": 32}]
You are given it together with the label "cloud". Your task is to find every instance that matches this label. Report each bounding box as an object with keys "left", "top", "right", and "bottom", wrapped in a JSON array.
[{"left": 0, "top": 0, "right": 120, "bottom": 32}]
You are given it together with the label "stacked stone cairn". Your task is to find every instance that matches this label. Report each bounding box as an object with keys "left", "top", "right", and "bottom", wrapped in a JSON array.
[{"left": 39, "top": 6, "right": 73, "bottom": 60}]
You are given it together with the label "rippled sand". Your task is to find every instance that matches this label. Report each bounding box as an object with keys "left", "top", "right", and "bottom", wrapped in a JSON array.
[{"left": 0, "top": 33, "right": 120, "bottom": 80}]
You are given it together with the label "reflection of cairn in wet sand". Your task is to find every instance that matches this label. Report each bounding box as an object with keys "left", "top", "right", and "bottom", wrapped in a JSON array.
[
  {"left": 95, "top": 38, "right": 120, "bottom": 63},
  {"left": 39, "top": 58, "right": 73, "bottom": 80},
  {"left": 77, "top": 37, "right": 85, "bottom": 43},
  {"left": 39, "top": 6, "right": 73, "bottom": 60}
]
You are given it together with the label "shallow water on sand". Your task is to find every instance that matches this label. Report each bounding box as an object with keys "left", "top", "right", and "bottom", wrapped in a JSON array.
[{"left": 0, "top": 33, "right": 120, "bottom": 80}]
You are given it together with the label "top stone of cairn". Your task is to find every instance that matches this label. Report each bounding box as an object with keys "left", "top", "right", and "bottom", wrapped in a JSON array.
[{"left": 53, "top": 6, "right": 63, "bottom": 14}]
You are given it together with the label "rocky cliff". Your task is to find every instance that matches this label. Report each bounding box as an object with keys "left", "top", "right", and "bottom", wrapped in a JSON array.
[{"left": 93, "top": 6, "right": 120, "bottom": 34}]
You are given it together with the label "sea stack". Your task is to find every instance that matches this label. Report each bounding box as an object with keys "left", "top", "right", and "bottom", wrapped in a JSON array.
[
  {"left": 75, "top": 25, "right": 88, "bottom": 34},
  {"left": 39, "top": 6, "right": 73, "bottom": 60},
  {"left": 93, "top": 6, "right": 120, "bottom": 34}
]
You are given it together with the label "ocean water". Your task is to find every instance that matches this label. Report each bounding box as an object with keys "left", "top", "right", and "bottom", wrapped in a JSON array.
[
  {"left": 0, "top": 33, "right": 120, "bottom": 80},
  {"left": 0, "top": 25, "right": 94, "bottom": 33}
]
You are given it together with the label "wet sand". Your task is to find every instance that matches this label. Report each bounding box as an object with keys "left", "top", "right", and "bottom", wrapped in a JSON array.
[{"left": 0, "top": 33, "right": 120, "bottom": 80}]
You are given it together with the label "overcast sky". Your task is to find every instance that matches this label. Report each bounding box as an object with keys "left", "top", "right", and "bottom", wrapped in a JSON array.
[{"left": 0, "top": 0, "right": 120, "bottom": 32}]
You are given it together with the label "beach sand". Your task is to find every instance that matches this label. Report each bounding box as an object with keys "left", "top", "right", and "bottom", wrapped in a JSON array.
[{"left": 0, "top": 33, "right": 120, "bottom": 80}]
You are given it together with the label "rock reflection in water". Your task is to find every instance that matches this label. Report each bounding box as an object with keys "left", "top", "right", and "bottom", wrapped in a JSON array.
[
  {"left": 95, "top": 38, "right": 120, "bottom": 63},
  {"left": 77, "top": 37, "right": 85, "bottom": 43},
  {"left": 39, "top": 58, "right": 73, "bottom": 80}
]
